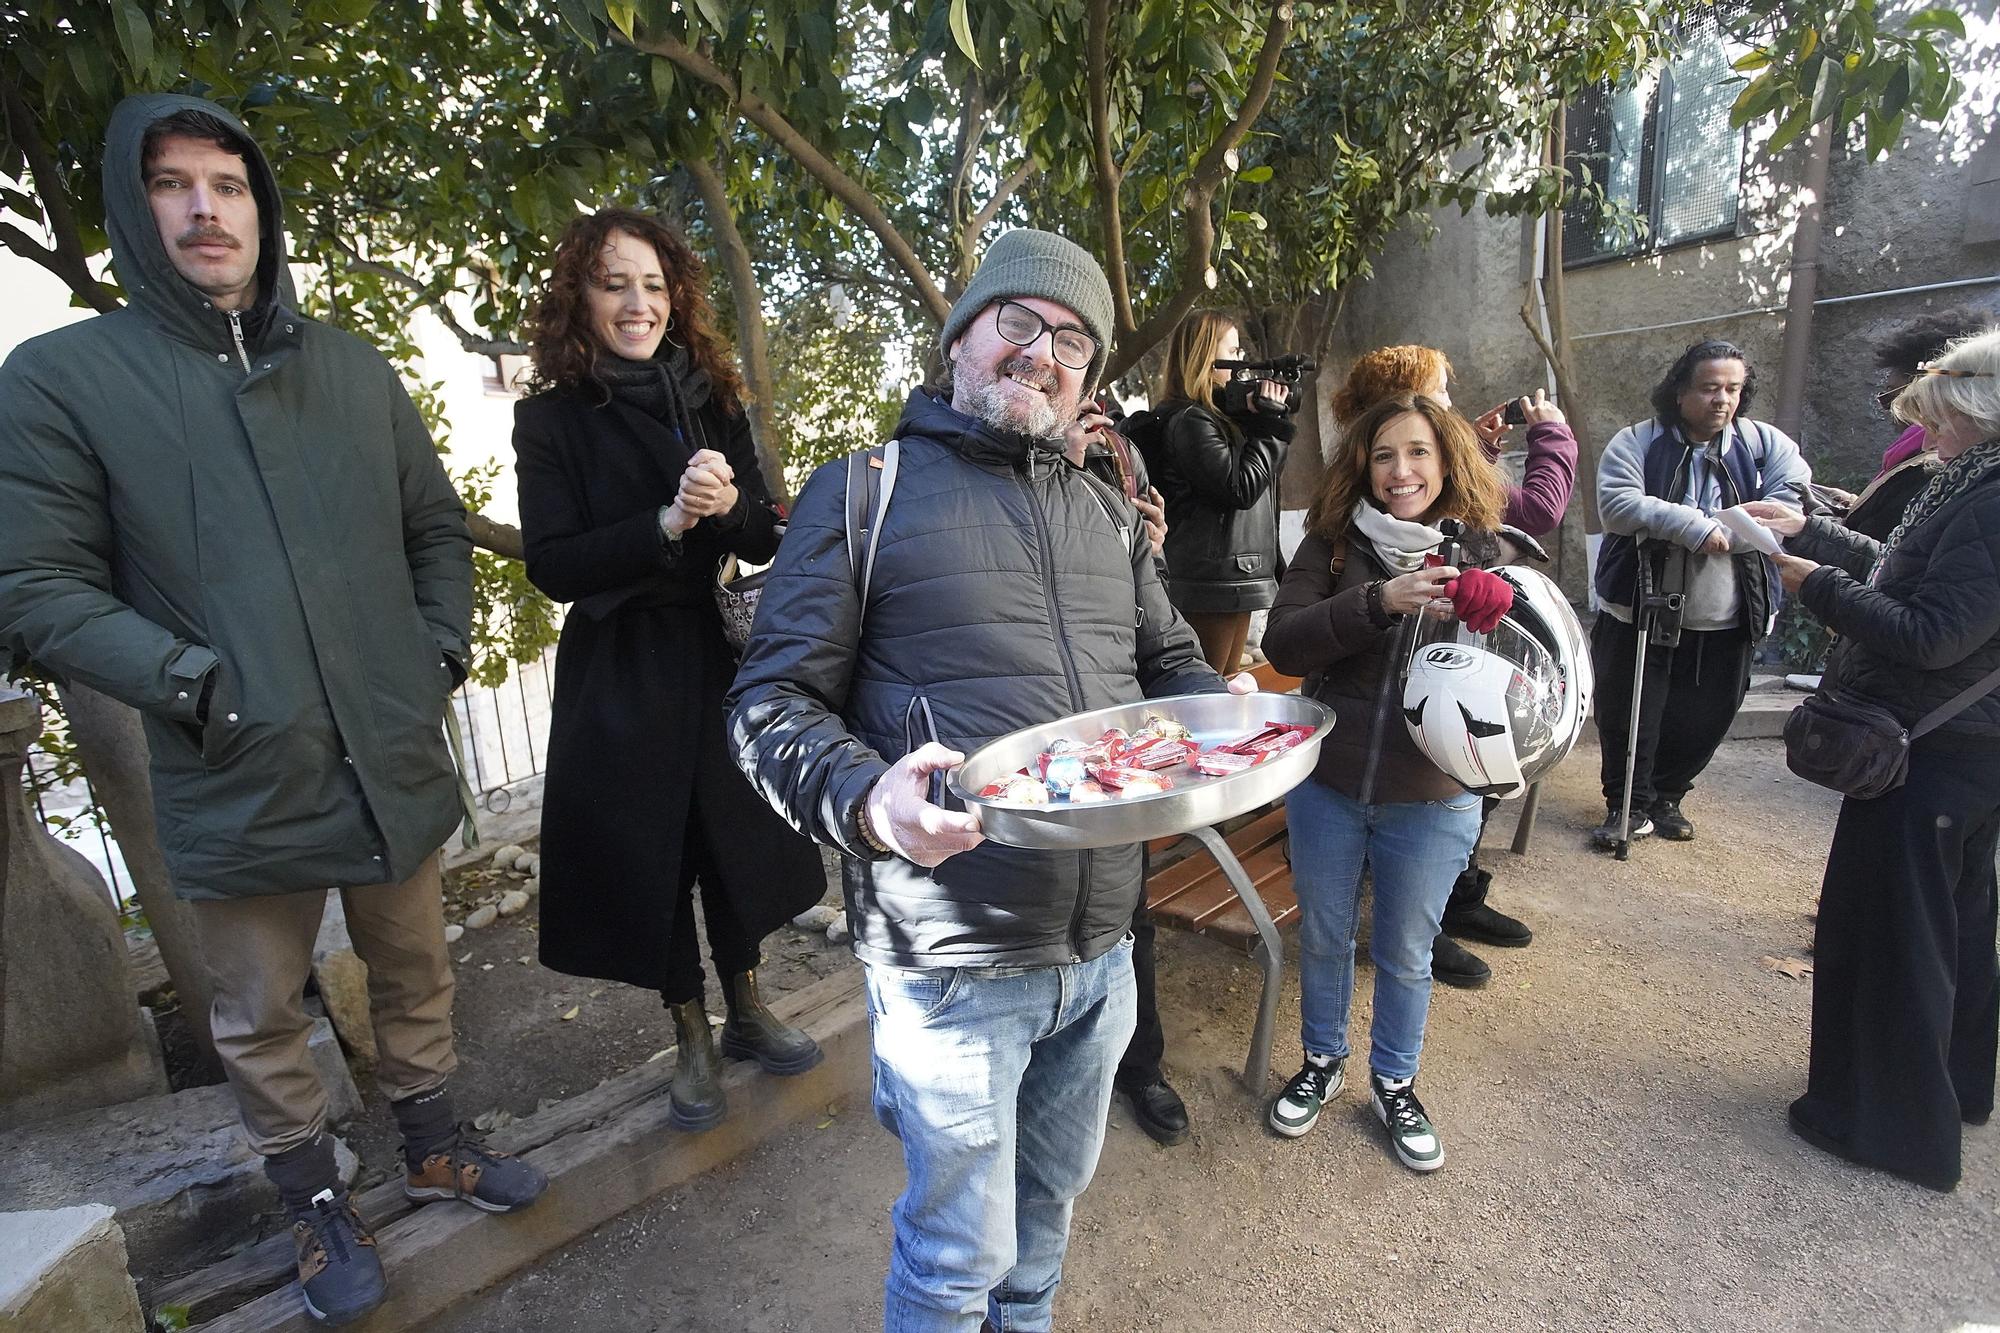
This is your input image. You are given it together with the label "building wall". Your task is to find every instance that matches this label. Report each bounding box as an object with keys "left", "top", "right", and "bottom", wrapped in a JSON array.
[{"left": 1316, "top": 6, "right": 2000, "bottom": 504}]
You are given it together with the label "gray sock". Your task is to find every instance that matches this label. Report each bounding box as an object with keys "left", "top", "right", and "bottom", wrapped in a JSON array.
[
  {"left": 264, "top": 1132, "right": 340, "bottom": 1211},
  {"left": 391, "top": 1085, "right": 457, "bottom": 1169}
]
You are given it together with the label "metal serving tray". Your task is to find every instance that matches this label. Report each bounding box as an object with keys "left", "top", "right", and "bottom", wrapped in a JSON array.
[{"left": 946, "top": 691, "right": 1333, "bottom": 850}]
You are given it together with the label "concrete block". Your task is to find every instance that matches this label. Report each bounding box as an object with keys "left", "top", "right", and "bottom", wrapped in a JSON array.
[
  {"left": 311, "top": 894, "right": 377, "bottom": 1067},
  {"left": 306, "top": 1017, "right": 363, "bottom": 1128},
  {"left": 0, "top": 1204, "right": 144, "bottom": 1333},
  {"left": 0, "top": 1084, "right": 356, "bottom": 1281}
]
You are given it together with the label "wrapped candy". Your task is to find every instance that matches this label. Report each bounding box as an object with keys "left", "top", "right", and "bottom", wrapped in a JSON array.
[
  {"left": 1041, "top": 752, "right": 1088, "bottom": 798},
  {"left": 1191, "top": 748, "right": 1262, "bottom": 777},
  {"left": 1088, "top": 764, "right": 1173, "bottom": 796},
  {"left": 1118, "top": 735, "right": 1198, "bottom": 771},
  {"left": 1067, "top": 779, "right": 1112, "bottom": 804},
  {"left": 991, "top": 773, "right": 1051, "bottom": 806},
  {"left": 1136, "top": 713, "right": 1192, "bottom": 743}
]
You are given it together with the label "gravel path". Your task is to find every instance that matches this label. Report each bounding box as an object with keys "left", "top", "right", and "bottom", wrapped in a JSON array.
[{"left": 434, "top": 738, "right": 2000, "bottom": 1332}]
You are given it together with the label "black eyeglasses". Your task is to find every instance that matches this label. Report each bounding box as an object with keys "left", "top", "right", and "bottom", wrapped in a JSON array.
[
  {"left": 993, "top": 300, "right": 1097, "bottom": 371},
  {"left": 1914, "top": 363, "right": 1995, "bottom": 380}
]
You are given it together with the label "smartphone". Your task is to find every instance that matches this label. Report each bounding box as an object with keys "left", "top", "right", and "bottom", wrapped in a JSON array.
[{"left": 1502, "top": 398, "right": 1528, "bottom": 425}]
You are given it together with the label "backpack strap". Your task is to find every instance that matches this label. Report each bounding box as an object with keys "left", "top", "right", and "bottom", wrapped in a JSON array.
[
  {"left": 1330, "top": 535, "right": 1348, "bottom": 580},
  {"left": 843, "top": 438, "right": 900, "bottom": 609}
]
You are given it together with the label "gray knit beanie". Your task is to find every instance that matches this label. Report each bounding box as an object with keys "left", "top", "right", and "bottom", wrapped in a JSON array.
[{"left": 940, "top": 229, "right": 1117, "bottom": 389}]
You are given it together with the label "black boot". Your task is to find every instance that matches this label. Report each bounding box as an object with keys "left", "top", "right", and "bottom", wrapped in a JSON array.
[
  {"left": 1430, "top": 932, "right": 1491, "bottom": 988},
  {"left": 668, "top": 997, "right": 726, "bottom": 1132},
  {"left": 1441, "top": 868, "right": 1533, "bottom": 947},
  {"left": 719, "top": 969, "right": 824, "bottom": 1075}
]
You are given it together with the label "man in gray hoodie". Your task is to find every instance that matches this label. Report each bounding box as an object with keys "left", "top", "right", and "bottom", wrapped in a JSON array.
[{"left": 1589, "top": 338, "right": 1811, "bottom": 849}]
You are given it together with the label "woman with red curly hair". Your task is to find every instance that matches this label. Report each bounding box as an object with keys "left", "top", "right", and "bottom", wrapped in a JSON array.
[{"left": 513, "top": 208, "right": 825, "bottom": 1132}]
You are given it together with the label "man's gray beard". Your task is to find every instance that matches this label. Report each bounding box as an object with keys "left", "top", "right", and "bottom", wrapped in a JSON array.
[{"left": 957, "top": 360, "right": 1079, "bottom": 441}]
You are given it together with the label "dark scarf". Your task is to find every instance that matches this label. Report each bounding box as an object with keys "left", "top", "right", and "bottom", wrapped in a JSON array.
[{"left": 592, "top": 344, "right": 713, "bottom": 442}]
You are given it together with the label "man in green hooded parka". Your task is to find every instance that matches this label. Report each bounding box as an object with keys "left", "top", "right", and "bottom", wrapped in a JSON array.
[{"left": 0, "top": 95, "right": 545, "bottom": 1325}]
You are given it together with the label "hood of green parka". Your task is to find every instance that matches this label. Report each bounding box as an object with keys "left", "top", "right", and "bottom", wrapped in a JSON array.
[{"left": 102, "top": 93, "right": 297, "bottom": 347}]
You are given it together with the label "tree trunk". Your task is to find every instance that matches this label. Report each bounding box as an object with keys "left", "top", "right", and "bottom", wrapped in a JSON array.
[
  {"left": 685, "top": 152, "right": 791, "bottom": 503},
  {"left": 52, "top": 682, "right": 218, "bottom": 1072},
  {"left": 1774, "top": 117, "right": 1833, "bottom": 441}
]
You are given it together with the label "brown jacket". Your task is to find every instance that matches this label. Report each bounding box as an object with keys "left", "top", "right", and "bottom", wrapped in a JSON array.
[{"left": 1264, "top": 528, "right": 1497, "bottom": 804}]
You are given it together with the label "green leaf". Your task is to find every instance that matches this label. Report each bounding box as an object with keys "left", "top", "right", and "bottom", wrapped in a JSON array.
[
  {"left": 1731, "top": 49, "right": 1772, "bottom": 72},
  {"left": 949, "top": 0, "right": 980, "bottom": 70},
  {"left": 556, "top": 0, "right": 599, "bottom": 47},
  {"left": 1238, "top": 164, "right": 1274, "bottom": 183},
  {"left": 1766, "top": 101, "right": 1813, "bottom": 154},
  {"left": 1903, "top": 7, "right": 1966, "bottom": 39},
  {"left": 1807, "top": 54, "right": 1844, "bottom": 124},
  {"left": 650, "top": 56, "right": 676, "bottom": 104},
  {"left": 1864, "top": 107, "right": 1903, "bottom": 160},
  {"left": 606, "top": 0, "right": 637, "bottom": 38},
  {"left": 109, "top": 0, "right": 154, "bottom": 76}
]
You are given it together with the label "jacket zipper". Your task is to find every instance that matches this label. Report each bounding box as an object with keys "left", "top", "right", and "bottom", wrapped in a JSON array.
[
  {"left": 1022, "top": 465, "right": 1092, "bottom": 961},
  {"left": 227, "top": 310, "right": 252, "bottom": 373}
]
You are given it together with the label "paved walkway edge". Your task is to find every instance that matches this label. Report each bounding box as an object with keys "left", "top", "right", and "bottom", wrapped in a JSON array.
[{"left": 185, "top": 967, "right": 870, "bottom": 1332}]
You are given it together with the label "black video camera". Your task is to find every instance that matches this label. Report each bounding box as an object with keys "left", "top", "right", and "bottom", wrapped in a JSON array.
[{"left": 1213, "top": 353, "right": 1317, "bottom": 419}]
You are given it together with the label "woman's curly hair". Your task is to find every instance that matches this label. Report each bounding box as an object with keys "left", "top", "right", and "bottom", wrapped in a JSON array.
[
  {"left": 524, "top": 207, "right": 744, "bottom": 412},
  {"left": 1331, "top": 345, "right": 1453, "bottom": 427},
  {"left": 1307, "top": 392, "right": 1505, "bottom": 543}
]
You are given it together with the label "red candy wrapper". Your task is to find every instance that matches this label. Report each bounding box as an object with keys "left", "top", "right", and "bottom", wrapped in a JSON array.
[
  {"left": 1088, "top": 764, "right": 1174, "bottom": 796},
  {"left": 1119, "top": 735, "right": 1198, "bottom": 771},
  {"left": 1191, "top": 748, "right": 1263, "bottom": 776},
  {"left": 1217, "top": 721, "right": 1314, "bottom": 756}
]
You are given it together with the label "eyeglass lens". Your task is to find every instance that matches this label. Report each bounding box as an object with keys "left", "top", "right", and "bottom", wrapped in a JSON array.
[{"left": 995, "top": 302, "right": 1096, "bottom": 370}]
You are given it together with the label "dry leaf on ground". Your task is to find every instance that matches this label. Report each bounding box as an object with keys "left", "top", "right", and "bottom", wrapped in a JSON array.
[{"left": 1759, "top": 955, "right": 1814, "bottom": 980}]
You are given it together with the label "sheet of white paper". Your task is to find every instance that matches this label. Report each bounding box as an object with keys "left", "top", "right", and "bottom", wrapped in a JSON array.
[{"left": 1717, "top": 505, "right": 1784, "bottom": 556}]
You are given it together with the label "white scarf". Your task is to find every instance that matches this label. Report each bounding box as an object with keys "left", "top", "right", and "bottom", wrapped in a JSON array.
[{"left": 1349, "top": 500, "right": 1442, "bottom": 573}]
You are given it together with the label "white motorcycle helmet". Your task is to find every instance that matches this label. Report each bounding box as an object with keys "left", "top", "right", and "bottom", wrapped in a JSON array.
[{"left": 1401, "top": 566, "right": 1594, "bottom": 798}]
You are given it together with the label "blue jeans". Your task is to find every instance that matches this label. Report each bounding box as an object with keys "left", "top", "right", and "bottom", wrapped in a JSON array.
[
  {"left": 864, "top": 938, "right": 1137, "bottom": 1333},
  {"left": 1287, "top": 779, "right": 1483, "bottom": 1080}
]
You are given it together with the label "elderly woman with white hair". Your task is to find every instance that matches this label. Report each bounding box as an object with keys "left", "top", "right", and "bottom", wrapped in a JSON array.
[{"left": 1747, "top": 323, "right": 2000, "bottom": 1192}]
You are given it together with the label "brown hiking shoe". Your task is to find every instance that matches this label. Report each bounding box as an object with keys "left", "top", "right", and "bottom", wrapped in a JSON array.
[
  {"left": 292, "top": 1188, "right": 384, "bottom": 1326},
  {"left": 404, "top": 1130, "right": 548, "bottom": 1213}
]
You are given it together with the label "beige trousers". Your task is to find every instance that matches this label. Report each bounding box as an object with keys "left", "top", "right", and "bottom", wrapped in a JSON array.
[{"left": 190, "top": 855, "right": 457, "bottom": 1155}]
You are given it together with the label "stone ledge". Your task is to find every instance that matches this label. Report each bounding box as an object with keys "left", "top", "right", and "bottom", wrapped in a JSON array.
[{"left": 0, "top": 1203, "right": 144, "bottom": 1332}]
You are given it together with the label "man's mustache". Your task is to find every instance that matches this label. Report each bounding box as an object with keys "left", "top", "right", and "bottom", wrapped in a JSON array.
[{"left": 178, "top": 227, "right": 240, "bottom": 250}]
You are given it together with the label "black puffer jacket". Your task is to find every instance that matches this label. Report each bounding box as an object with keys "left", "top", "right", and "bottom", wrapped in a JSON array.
[
  {"left": 726, "top": 390, "right": 1222, "bottom": 969},
  {"left": 1789, "top": 465, "right": 2000, "bottom": 738},
  {"left": 1151, "top": 401, "right": 1290, "bottom": 614}
]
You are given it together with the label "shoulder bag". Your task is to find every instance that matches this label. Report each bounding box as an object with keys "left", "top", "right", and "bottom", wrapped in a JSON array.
[{"left": 1785, "top": 658, "right": 2000, "bottom": 799}]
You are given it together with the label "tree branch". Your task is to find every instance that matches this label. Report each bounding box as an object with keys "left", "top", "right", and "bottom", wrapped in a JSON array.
[
  {"left": 2, "top": 80, "right": 120, "bottom": 312},
  {"left": 686, "top": 149, "right": 792, "bottom": 502},
  {"left": 327, "top": 237, "right": 527, "bottom": 357},
  {"left": 1110, "top": 0, "right": 1295, "bottom": 379},
  {"left": 627, "top": 31, "right": 953, "bottom": 326},
  {"left": 1086, "top": 0, "right": 1135, "bottom": 338},
  {"left": 467, "top": 511, "right": 523, "bottom": 561},
  {"left": 965, "top": 158, "right": 1038, "bottom": 251},
  {"left": 946, "top": 74, "right": 986, "bottom": 294}
]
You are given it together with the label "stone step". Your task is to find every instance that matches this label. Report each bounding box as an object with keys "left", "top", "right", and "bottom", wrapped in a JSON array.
[{"left": 0, "top": 1204, "right": 145, "bottom": 1332}]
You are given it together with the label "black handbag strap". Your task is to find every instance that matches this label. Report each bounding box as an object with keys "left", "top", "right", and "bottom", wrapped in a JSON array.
[{"left": 1910, "top": 660, "right": 2000, "bottom": 741}]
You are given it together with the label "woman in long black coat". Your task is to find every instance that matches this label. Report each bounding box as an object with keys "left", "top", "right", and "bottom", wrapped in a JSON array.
[
  {"left": 1747, "top": 325, "right": 2000, "bottom": 1192},
  {"left": 514, "top": 207, "right": 825, "bottom": 1132}
]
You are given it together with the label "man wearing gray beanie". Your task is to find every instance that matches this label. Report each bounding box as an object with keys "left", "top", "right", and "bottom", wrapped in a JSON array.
[{"left": 730, "top": 229, "right": 1252, "bottom": 1331}]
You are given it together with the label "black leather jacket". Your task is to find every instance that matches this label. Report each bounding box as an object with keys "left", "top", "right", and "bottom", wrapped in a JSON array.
[
  {"left": 1151, "top": 401, "right": 1290, "bottom": 614},
  {"left": 726, "top": 390, "right": 1222, "bottom": 969}
]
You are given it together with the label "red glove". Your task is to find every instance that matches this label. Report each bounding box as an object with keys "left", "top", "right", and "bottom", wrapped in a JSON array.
[{"left": 1445, "top": 567, "right": 1514, "bottom": 634}]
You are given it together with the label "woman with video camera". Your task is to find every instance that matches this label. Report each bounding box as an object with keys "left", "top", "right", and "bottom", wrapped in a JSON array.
[
  {"left": 1147, "top": 312, "right": 1294, "bottom": 673},
  {"left": 1261, "top": 391, "right": 1518, "bottom": 1170}
]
